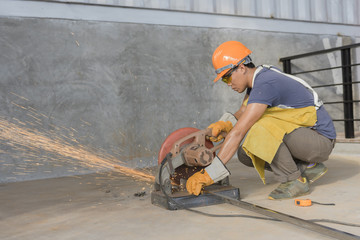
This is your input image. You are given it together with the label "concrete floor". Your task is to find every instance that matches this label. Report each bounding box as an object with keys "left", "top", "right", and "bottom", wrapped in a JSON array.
[{"left": 0, "top": 153, "right": 359, "bottom": 240}]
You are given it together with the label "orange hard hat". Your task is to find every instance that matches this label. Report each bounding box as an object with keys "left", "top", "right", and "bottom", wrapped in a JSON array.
[{"left": 212, "top": 41, "right": 252, "bottom": 82}]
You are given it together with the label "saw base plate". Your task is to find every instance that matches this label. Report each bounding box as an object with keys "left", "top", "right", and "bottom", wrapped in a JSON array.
[{"left": 151, "top": 185, "right": 240, "bottom": 210}]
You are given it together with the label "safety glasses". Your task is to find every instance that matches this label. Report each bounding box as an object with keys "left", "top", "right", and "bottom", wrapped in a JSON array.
[{"left": 221, "top": 65, "right": 238, "bottom": 84}]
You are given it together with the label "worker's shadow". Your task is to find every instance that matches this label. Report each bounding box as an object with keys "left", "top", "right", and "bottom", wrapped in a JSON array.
[{"left": 310, "top": 157, "right": 360, "bottom": 187}]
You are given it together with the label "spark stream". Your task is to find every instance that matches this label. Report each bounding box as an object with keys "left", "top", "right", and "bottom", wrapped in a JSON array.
[{"left": 0, "top": 118, "right": 155, "bottom": 182}]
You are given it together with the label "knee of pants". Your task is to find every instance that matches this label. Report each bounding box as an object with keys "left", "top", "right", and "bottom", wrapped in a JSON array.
[
  {"left": 306, "top": 143, "right": 333, "bottom": 163},
  {"left": 237, "top": 146, "right": 254, "bottom": 168},
  {"left": 307, "top": 154, "right": 329, "bottom": 163}
]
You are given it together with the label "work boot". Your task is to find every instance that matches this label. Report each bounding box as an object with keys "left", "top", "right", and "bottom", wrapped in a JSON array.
[
  {"left": 268, "top": 177, "right": 309, "bottom": 200},
  {"left": 302, "top": 163, "right": 328, "bottom": 184}
]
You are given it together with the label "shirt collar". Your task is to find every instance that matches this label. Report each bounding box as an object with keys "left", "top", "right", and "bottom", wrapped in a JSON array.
[{"left": 251, "top": 66, "right": 263, "bottom": 88}]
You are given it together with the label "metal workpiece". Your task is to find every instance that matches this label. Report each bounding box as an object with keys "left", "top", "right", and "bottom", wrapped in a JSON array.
[{"left": 207, "top": 191, "right": 360, "bottom": 240}]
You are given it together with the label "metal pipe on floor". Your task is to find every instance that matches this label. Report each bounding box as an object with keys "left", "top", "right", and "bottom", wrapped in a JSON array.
[{"left": 207, "top": 191, "right": 360, "bottom": 240}]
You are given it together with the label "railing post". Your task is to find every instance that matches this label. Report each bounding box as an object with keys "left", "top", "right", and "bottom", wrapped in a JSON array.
[
  {"left": 283, "top": 59, "right": 292, "bottom": 74},
  {"left": 341, "top": 48, "right": 355, "bottom": 138}
]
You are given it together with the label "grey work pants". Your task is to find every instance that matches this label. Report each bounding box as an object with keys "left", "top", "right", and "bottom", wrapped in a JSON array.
[{"left": 237, "top": 127, "right": 335, "bottom": 183}]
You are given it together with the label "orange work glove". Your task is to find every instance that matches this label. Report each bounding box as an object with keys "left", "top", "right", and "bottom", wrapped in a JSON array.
[
  {"left": 186, "top": 156, "right": 230, "bottom": 196},
  {"left": 207, "top": 120, "right": 233, "bottom": 142},
  {"left": 186, "top": 169, "right": 214, "bottom": 196}
]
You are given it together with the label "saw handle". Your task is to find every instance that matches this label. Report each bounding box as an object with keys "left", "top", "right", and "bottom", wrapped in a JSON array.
[
  {"left": 170, "top": 128, "right": 225, "bottom": 157},
  {"left": 206, "top": 128, "right": 227, "bottom": 153},
  {"left": 171, "top": 129, "right": 208, "bottom": 156}
]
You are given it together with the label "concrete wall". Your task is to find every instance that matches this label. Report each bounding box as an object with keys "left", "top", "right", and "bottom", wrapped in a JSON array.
[{"left": 0, "top": 2, "right": 359, "bottom": 182}]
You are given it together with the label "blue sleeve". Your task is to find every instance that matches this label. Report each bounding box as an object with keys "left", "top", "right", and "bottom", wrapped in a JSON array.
[{"left": 248, "top": 82, "right": 279, "bottom": 107}]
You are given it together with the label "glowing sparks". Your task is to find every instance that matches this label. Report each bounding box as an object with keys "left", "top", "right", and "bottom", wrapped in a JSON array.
[
  {"left": 2, "top": 93, "right": 156, "bottom": 183},
  {"left": 10, "top": 92, "right": 29, "bottom": 101},
  {"left": 0, "top": 117, "right": 155, "bottom": 183}
]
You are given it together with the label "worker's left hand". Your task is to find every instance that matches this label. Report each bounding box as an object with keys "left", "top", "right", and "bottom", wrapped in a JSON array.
[
  {"left": 186, "top": 169, "right": 214, "bottom": 196},
  {"left": 207, "top": 120, "right": 233, "bottom": 142}
]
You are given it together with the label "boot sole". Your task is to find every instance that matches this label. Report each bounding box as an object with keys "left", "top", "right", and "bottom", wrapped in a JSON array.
[
  {"left": 308, "top": 168, "right": 328, "bottom": 184},
  {"left": 268, "top": 190, "right": 310, "bottom": 200}
]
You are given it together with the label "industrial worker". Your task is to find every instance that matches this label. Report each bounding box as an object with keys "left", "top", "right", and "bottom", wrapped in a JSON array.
[{"left": 186, "top": 41, "right": 336, "bottom": 200}]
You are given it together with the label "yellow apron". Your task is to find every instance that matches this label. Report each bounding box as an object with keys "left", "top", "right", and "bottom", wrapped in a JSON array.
[{"left": 242, "top": 106, "right": 317, "bottom": 183}]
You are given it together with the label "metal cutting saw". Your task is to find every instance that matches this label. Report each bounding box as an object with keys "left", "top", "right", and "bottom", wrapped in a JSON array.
[
  {"left": 151, "top": 127, "right": 240, "bottom": 210},
  {"left": 150, "top": 129, "right": 360, "bottom": 240}
]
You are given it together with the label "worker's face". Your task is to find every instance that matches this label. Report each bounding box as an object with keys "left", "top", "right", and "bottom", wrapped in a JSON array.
[{"left": 226, "top": 65, "right": 247, "bottom": 93}]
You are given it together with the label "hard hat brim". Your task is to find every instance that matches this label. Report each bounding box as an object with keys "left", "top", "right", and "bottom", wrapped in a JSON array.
[{"left": 213, "top": 69, "right": 228, "bottom": 83}]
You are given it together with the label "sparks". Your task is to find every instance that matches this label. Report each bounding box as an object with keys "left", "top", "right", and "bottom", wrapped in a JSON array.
[{"left": 0, "top": 117, "right": 155, "bottom": 182}]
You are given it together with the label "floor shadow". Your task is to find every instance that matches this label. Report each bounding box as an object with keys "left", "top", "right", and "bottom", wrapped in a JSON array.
[{"left": 311, "top": 157, "right": 360, "bottom": 187}]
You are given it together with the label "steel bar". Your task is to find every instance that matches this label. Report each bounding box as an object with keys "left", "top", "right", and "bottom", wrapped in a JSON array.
[
  {"left": 207, "top": 191, "right": 360, "bottom": 240},
  {"left": 341, "top": 48, "right": 355, "bottom": 138},
  {"left": 283, "top": 59, "right": 292, "bottom": 74},
  {"left": 323, "top": 100, "right": 360, "bottom": 104},
  {"left": 279, "top": 43, "right": 360, "bottom": 61},
  {"left": 312, "top": 81, "right": 360, "bottom": 89},
  {"left": 332, "top": 119, "right": 360, "bottom": 122},
  {"left": 292, "top": 63, "right": 360, "bottom": 75}
]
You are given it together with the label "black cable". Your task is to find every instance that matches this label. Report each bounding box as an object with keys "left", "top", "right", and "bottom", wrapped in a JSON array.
[
  {"left": 158, "top": 156, "right": 360, "bottom": 228},
  {"left": 312, "top": 201, "right": 336, "bottom": 206}
]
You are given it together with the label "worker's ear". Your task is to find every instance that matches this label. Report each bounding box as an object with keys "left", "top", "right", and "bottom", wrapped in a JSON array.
[{"left": 238, "top": 64, "right": 246, "bottom": 73}]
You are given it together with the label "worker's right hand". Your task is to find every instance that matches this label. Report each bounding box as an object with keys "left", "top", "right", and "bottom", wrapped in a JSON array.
[
  {"left": 186, "top": 156, "right": 230, "bottom": 195},
  {"left": 207, "top": 120, "right": 233, "bottom": 142},
  {"left": 186, "top": 169, "right": 214, "bottom": 196}
]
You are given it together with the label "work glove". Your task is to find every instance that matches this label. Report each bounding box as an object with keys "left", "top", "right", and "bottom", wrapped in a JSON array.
[
  {"left": 208, "top": 113, "right": 237, "bottom": 142},
  {"left": 186, "top": 156, "right": 230, "bottom": 196}
]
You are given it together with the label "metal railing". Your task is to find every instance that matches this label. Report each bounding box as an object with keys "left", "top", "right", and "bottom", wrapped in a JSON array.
[{"left": 279, "top": 43, "right": 360, "bottom": 138}]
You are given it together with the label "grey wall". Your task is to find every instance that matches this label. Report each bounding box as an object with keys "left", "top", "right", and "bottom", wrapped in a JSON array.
[{"left": 0, "top": 15, "right": 357, "bottom": 182}]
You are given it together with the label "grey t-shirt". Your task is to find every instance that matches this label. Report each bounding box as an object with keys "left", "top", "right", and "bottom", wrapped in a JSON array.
[{"left": 247, "top": 66, "right": 336, "bottom": 139}]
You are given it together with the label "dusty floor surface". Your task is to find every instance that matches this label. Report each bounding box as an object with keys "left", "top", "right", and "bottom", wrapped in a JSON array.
[{"left": 0, "top": 153, "right": 359, "bottom": 240}]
